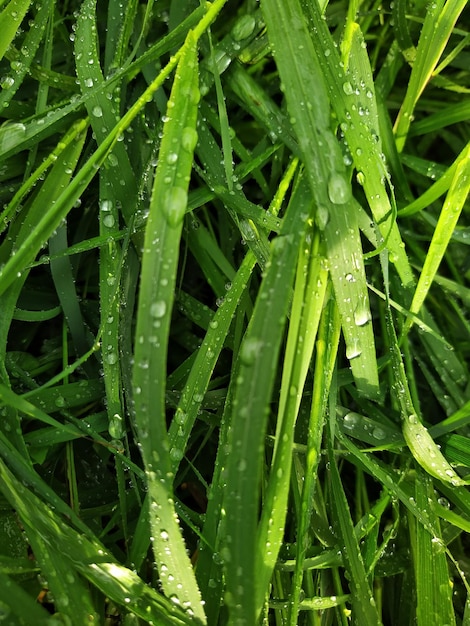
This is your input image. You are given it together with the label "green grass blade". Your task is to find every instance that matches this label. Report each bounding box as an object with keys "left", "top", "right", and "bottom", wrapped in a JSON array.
[
  {"left": 131, "top": 31, "right": 205, "bottom": 621},
  {"left": 261, "top": 0, "right": 379, "bottom": 397},
  {"left": 222, "top": 174, "right": 310, "bottom": 624},
  {"left": 404, "top": 142, "right": 470, "bottom": 332},
  {"left": 411, "top": 472, "right": 456, "bottom": 626},
  {"left": 0, "top": 0, "right": 32, "bottom": 61},
  {"left": 394, "top": 0, "right": 468, "bottom": 151},
  {"left": 327, "top": 414, "right": 381, "bottom": 625}
]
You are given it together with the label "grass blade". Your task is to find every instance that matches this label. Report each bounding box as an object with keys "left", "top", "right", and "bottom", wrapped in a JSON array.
[{"left": 131, "top": 31, "right": 205, "bottom": 621}]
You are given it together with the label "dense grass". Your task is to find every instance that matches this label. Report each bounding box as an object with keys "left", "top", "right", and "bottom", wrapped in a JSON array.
[{"left": 0, "top": 0, "right": 469, "bottom": 624}]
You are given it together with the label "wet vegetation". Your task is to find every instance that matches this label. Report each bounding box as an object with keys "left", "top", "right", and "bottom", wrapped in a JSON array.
[{"left": 0, "top": 0, "right": 469, "bottom": 624}]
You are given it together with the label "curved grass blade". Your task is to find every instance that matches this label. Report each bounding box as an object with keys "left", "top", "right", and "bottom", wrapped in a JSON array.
[
  {"left": 131, "top": 31, "right": 206, "bottom": 622},
  {"left": 0, "top": 454, "right": 198, "bottom": 626},
  {"left": 403, "top": 142, "right": 470, "bottom": 334},
  {"left": 393, "top": 0, "right": 468, "bottom": 152}
]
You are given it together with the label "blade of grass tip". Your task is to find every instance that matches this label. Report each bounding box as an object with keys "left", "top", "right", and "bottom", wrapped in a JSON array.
[
  {"left": 411, "top": 471, "right": 456, "bottom": 626},
  {"left": 393, "top": 0, "right": 468, "bottom": 152},
  {"left": 0, "top": 0, "right": 32, "bottom": 61},
  {"left": 131, "top": 31, "right": 206, "bottom": 622},
  {"left": 380, "top": 253, "right": 467, "bottom": 487},
  {"left": 261, "top": 0, "right": 379, "bottom": 398},
  {"left": 403, "top": 142, "right": 470, "bottom": 335},
  {"left": 222, "top": 174, "right": 311, "bottom": 624},
  {"left": 0, "top": 454, "right": 197, "bottom": 626},
  {"left": 327, "top": 389, "right": 381, "bottom": 625}
]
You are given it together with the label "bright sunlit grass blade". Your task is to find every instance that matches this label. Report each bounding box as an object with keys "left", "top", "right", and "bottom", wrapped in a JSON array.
[
  {"left": 131, "top": 31, "right": 205, "bottom": 621},
  {"left": 0, "top": 0, "right": 32, "bottom": 61},
  {"left": 404, "top": 142, "right": 470, "bottom": 332},
  {"left": 394, "top": 0, "right": 468, "bottom": 151}
]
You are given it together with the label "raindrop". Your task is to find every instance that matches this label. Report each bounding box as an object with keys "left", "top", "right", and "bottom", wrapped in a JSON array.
[
  {"left": 346, "top": 339, "right": 362, "bottom": 360},
  {"left": 239, "top": 337, "right": 263, "bottom": 366},
  {"left": 163, "top": 187, "right": 187, "bottom": 227},
  {"left": 150, "top": 300, "right": 166, "bottom": 319},
  {"left": 327, "top": 172, "right": 351, "bottom": 204},
  {"left": 92, "top": 105, "right": 103, "bottom": 117},
  {"left": 103, "top": 214, "right": 115, "bottom": 228},
  {"left": 166, "top": 152, "right": 178, "bottom": 165},
  {"left": 316, "top": 205, "right": 330, "bottom": 230},
  {"left": 342, "top": 81, "right": 354, "bottom": 95},
  {"left": 181, "top": 127, "right": 198, "bottom": 152},
  {"left": 0, "top": 75, "right": 14, "bottom": 89}
]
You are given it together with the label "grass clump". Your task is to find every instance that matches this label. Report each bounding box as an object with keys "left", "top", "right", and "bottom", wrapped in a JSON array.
[{"left": 0, "top": 0, "right": 469, "bottom": 624}]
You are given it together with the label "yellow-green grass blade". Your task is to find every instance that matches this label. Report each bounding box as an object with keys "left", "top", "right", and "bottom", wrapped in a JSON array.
[
  {"left": 131, "top": 32, "right": 205, "bottom": 621},
  {"left": 383, "top": 265, "right": 467, "bottom": 486},
  {"left": 394, "top": 0, "right": 468, "bottom": 152},
  {"left": 404, "top": 142, "right": 470, "bottom": 333},
  {"left": 257, "top": 176, "right": 329, "bottom": 610},
  {"left": 0, "top": 0, "right": 32, "bottom": 61},
  {"left": 300, "top": 2, "right": 414, "bottom": 293},
  {"left": 261, "top": 0, "right": 379, "bottom": 397}
]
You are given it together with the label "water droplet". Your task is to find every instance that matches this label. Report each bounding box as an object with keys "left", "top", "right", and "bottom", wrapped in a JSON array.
[
  {"left": 181, "top": 127, "right": 198, "bottom": 152},
  {"left": 343, "top": 412, "right": 360, "bottom": 429},
  {"left": 170, "top": 447, "right": 183, "bottom": 462},
  {"left": 106, "top": 352, "right": 118, "bottom": 365},
  {"left": 166, "top": 152, "right": 178, "bottom": 165},
  {"left": 354, "top": 299, "right": 372, "bottom": 326},
  {"left": 346, "top": 339, "right": 362, "bottom": 360},
  {"left": 109, "top": 413, "right": 124, "bottom": 439},
  {"left": 316, "top": 205, "right": 329, "bottom": 230},
  {"left": 239, "top": 337, "right": 263, "bottom": 366},
  {"left": 372, "top": 427, "right": 385, "bottom": 440},
  {"left": 84, "top": 77, "right": 94, "bottom": 88},
  {"left": 342, "top": 81, "right": 354, "bottom": 95},
  {"left": 163, "top": 187, "right": 187, "bottom": 227},
  {"left": 103, "top": 214, "right": 115, "bottom": 228},
  {"left": 92, "top": 105, "right": 103, "bottom": 117},
  {"left": 328, "top": 172, "right": 351, "bottom": 204},
  {"left": 0, "top": 75, "right": 14, "bottom": 89},
  {"left": 150, "top": 300, "right": 166, "bottom": 318}
]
